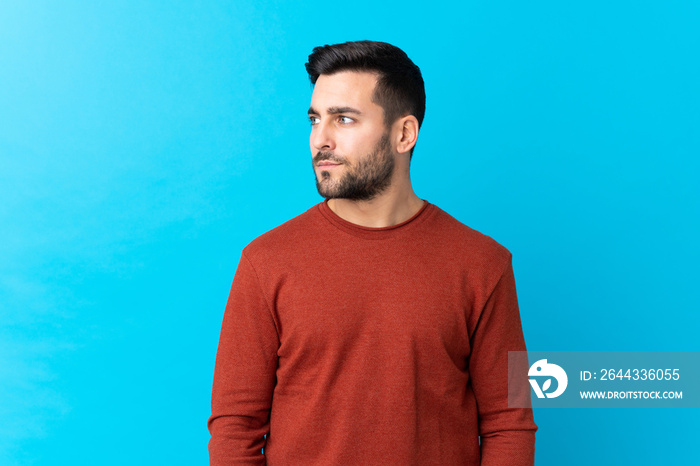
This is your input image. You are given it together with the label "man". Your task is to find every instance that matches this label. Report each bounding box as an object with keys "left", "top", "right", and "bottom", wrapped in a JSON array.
[{"left": 208, "top": 40, "right": 537, "bottom": 465}]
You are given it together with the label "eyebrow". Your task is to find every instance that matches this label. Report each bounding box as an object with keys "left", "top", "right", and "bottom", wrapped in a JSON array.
[{"left": 307, "top": 106, "right": 363, "bottom": 116}]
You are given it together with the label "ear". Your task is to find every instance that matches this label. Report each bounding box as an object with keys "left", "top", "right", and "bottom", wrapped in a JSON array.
[{"left": 394, "top": 115, "right": 419, "bottom": 155}]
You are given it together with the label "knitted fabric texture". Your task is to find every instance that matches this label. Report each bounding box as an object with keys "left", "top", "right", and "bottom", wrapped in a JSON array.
[{"left": 208, "top": 200, "right": 537, "bottom": 465}]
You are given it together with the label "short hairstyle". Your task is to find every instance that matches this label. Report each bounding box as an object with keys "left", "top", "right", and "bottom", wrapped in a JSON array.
[{"left": 305, "top": 40, "right": 426, "bottom": 157}]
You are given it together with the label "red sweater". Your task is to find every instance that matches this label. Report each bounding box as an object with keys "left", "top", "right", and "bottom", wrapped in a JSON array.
[{"left": 208, "top": 200, "right": 537, "bottom": 465}]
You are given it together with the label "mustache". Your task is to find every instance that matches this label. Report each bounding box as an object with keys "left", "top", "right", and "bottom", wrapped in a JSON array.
[{"left": 314, "top": 151, "right": 345, "bottom": 164}]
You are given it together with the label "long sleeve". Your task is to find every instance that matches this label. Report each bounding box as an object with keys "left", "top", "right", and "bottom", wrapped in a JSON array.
[
  {"left": 207, "top": 251, "right": 280, "bottom": 466},
  {"left": 468, "top": 255, "right": 537, "bottom": 466}
]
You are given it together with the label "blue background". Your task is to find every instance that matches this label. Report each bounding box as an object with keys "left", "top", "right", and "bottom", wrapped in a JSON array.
[{"left": 1, "top": 1, "right": 698, "bottom": 464}]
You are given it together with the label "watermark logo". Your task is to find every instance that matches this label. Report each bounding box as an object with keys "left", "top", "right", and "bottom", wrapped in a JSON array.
[
  {"left": 529, "top": 359, "right": 568, "bottom": 398},
  {"left": 509, "top": 351, "right": 697, "bottom": 408}
]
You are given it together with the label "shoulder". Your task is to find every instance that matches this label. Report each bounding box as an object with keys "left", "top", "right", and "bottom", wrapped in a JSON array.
[
  {"left": 241, "top": 203, "right": 323, "bottom": 264},
  {"left": 428, "top": 204, "right": 513, "bottom": 270}
]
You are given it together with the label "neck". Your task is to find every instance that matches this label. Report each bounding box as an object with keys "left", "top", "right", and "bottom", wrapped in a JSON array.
[{"left": 327, "top": 173, "right": 424, "bottom": 228}]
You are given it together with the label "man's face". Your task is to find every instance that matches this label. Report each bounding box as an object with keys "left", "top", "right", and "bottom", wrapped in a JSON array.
[{"left": 308, "top": 71, "right": 395, "bottom": 201}]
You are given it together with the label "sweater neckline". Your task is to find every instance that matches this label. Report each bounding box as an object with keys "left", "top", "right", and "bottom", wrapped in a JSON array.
[{"left": 317, "top": 198, "right": 434, "bottom": 240}]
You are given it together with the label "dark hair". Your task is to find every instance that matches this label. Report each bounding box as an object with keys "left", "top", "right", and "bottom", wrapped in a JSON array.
[{"left": 305, "top": 40, "right": 426, "bottom": 156}]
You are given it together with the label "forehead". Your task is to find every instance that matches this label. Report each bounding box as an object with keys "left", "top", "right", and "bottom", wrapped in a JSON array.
[{"left": 310, "top": 71, "right": 381, "bottom": 112}]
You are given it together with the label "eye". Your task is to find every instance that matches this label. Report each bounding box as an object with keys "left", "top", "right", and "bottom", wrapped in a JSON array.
[
  {"left": 309, "top": 116, "right": 320, "bottom": 126},
  {"left": 338, "top": 116, "right": 354, "bottom": 124}
]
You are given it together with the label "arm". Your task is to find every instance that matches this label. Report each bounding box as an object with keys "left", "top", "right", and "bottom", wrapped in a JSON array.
[
  {"left": 207, "top": 251, "right": 280, "bottom": 466},
  {"left": 468, "top": 255, "right": 537, "bottom": 466}
]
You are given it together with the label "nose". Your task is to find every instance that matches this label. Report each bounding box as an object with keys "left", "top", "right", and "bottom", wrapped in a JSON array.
[{"left": 311, "top": 119, "right": 335, "bottom": 152}]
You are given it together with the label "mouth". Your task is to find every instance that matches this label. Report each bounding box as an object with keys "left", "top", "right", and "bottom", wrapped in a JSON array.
[{"left": 316, "top": 161, "right": 342, "bottom": 169}]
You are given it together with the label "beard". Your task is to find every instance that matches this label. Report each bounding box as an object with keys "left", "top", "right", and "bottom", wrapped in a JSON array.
[{"left": 313, "top": 132, "right": 394, "bottom": 201}]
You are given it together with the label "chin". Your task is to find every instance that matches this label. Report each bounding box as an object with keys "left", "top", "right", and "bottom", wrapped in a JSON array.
[{"left": 316, "top": 170, "right": 336, "bottom": 181}]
